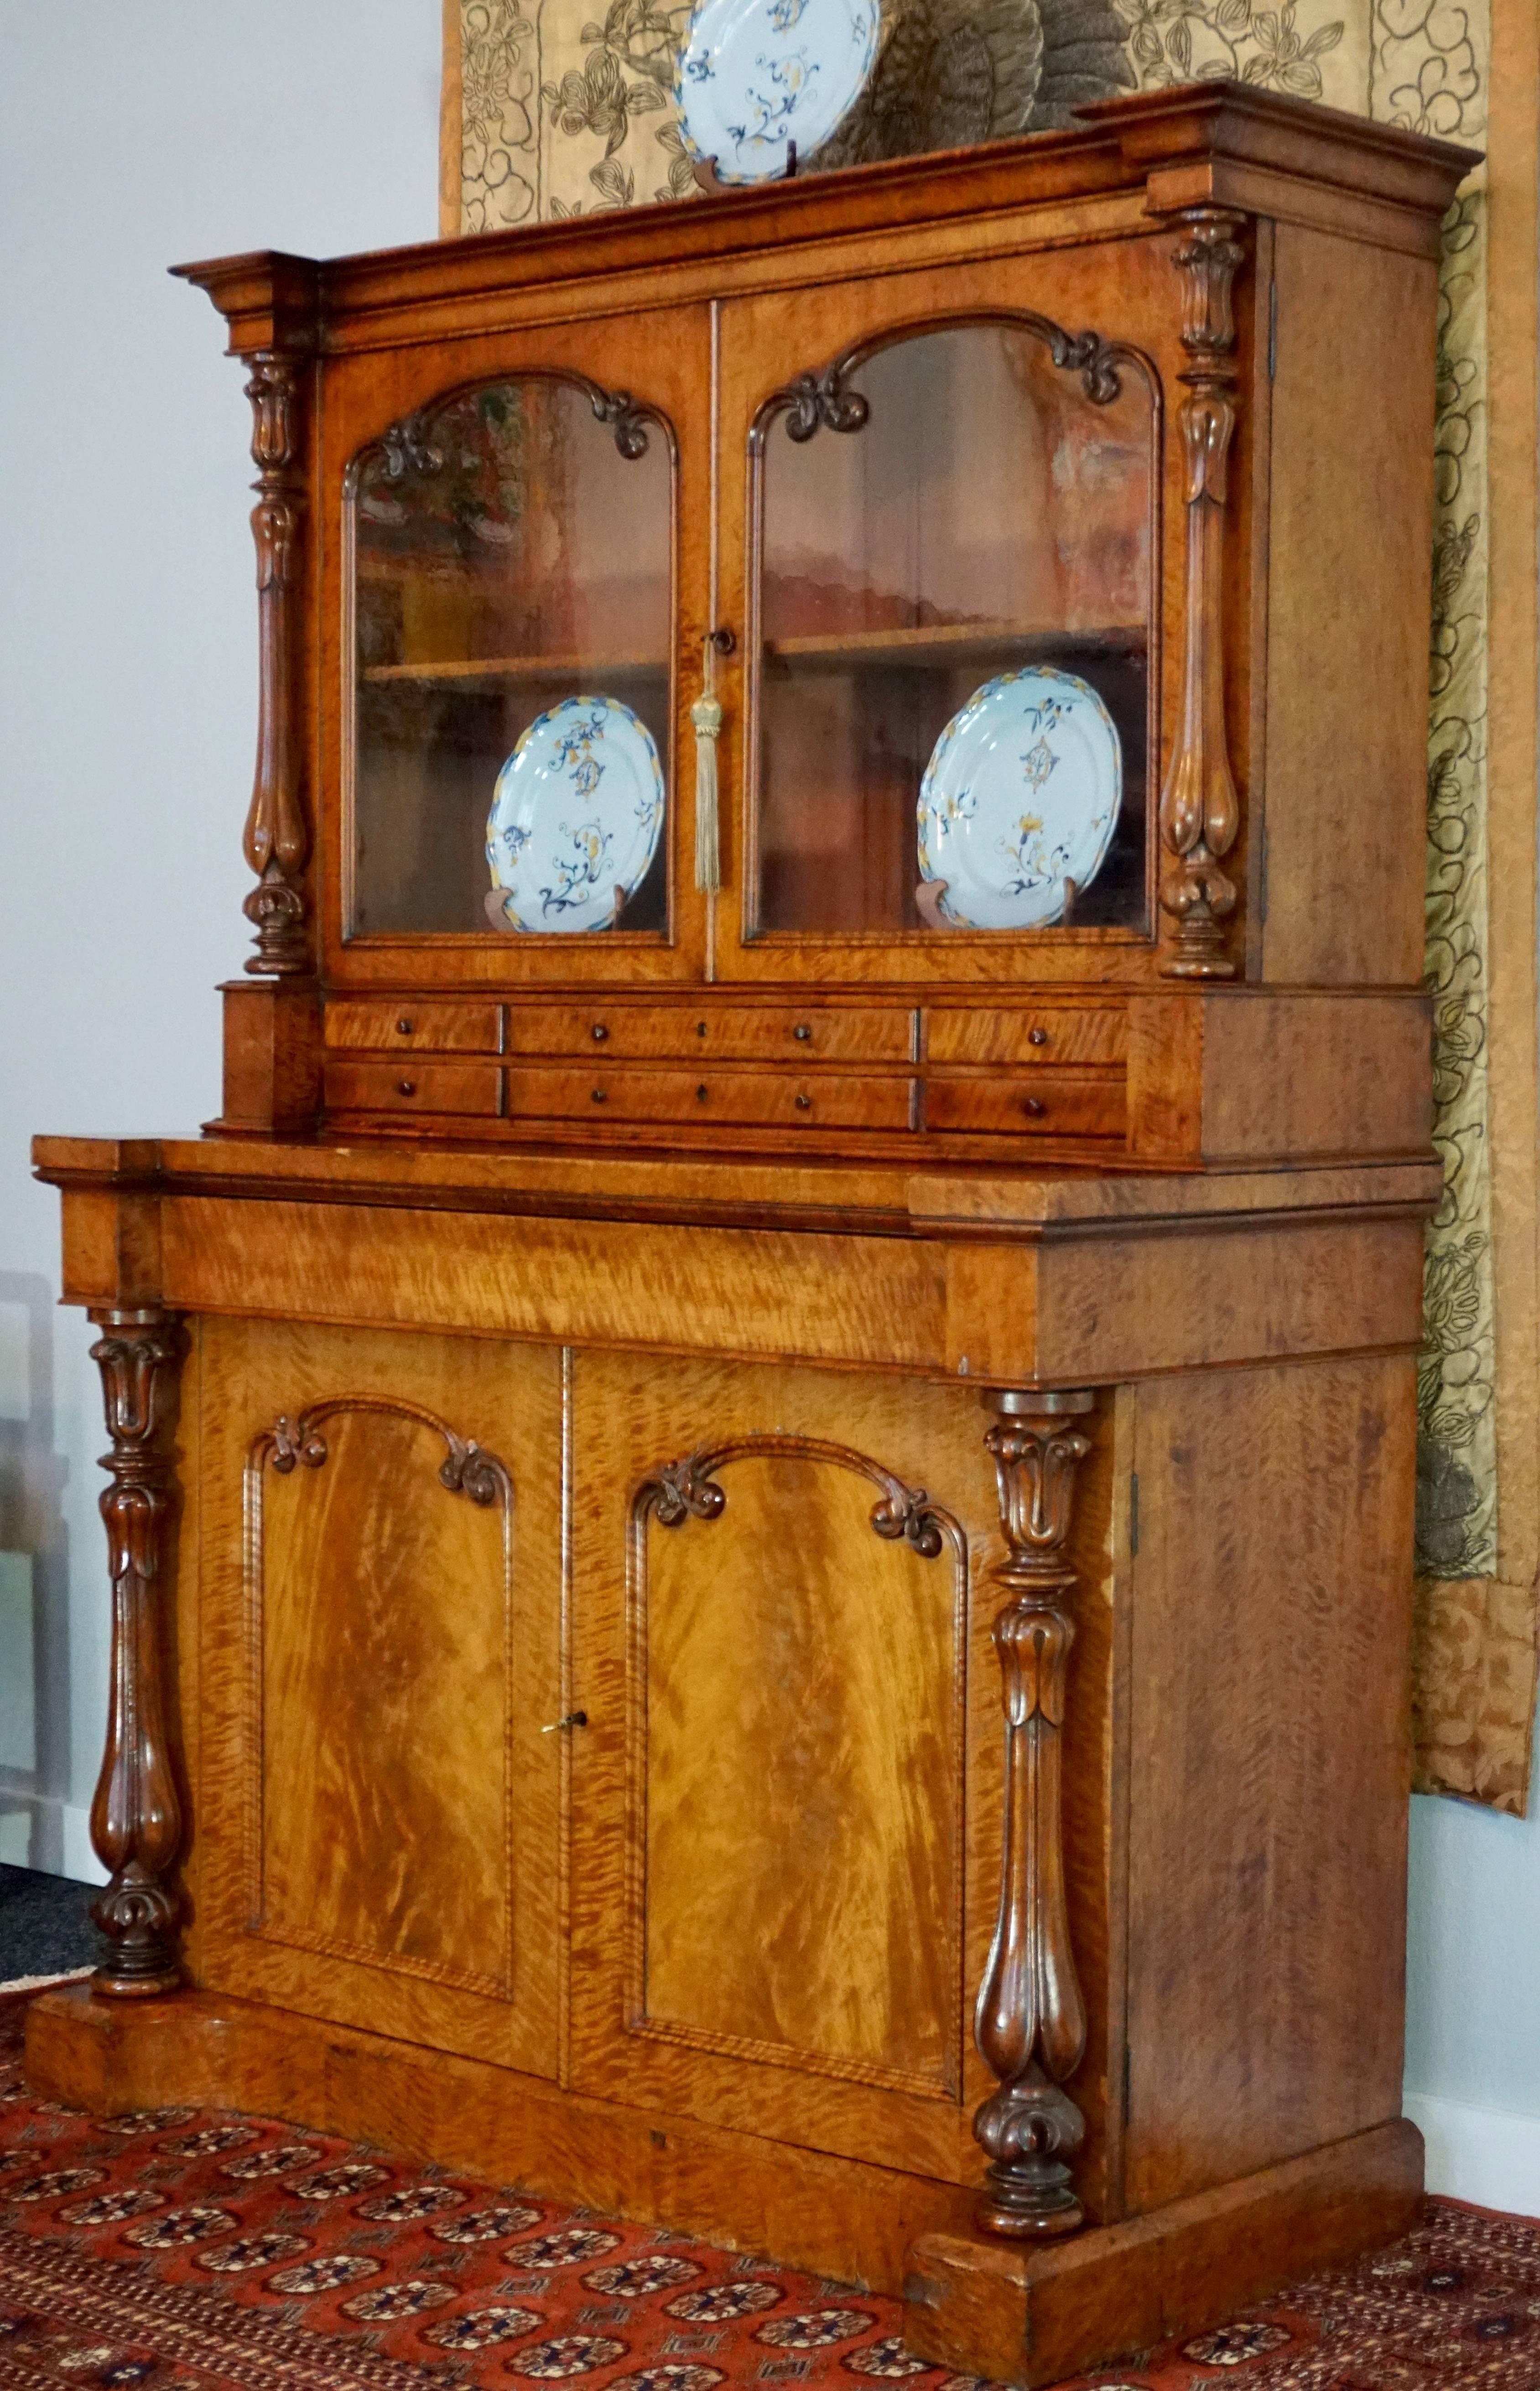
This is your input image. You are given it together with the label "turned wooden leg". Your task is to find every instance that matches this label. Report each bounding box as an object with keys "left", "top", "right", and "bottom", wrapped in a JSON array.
[
  {"left": 86, "top": 1307, "right": 187, "bottom": 1997},
  {"left": 973, "top": 1387, "right": 1094, "bottom": 2239}
]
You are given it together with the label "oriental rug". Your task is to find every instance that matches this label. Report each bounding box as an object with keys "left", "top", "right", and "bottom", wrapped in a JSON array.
[{"left": 4, "top": 2005, "right": 1540, "bottom": 2389}]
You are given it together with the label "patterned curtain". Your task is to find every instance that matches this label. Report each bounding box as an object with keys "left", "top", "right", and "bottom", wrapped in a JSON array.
[{"left": 445, "top": 0, "right": 1540, "bottom": 1812}]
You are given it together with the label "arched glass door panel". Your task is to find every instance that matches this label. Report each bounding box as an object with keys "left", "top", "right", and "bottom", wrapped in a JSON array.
[
  {"left": 751, "top": 321, "right": 1156, "bottom": 938},
  {"left": 348, "top": 375, "right": 673, "bottom": 938}
]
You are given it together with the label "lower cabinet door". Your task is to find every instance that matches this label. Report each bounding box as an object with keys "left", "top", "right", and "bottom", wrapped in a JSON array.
[
  {"left": 567, "top": 1351, "right": 1122, "bottom": 2199},
  {"left": 194, "top": 1316, "right": 563, "bottom": 2076}
]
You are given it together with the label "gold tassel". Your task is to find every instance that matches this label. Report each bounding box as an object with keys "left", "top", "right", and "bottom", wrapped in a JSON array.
[{"left": 692, "top": 634, "right": 723, "bottom": 894}]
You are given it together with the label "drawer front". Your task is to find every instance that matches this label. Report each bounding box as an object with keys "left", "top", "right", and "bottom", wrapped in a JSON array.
[
  {"left": 326, "top": 1001, "right": 502, "bottom": 1054},
  {"left": 926, "top": 1006, "right": 1127, "bottom": 1067},
  {"left": 326, "top": 1061, "right": 503, "bottom": 1117},
  {"left": 506, "top": 1066, "right": 915, "bottom": 1131},
  {"left": 925, "top": 1071, "right": 1127, "bottom": 1139},
  {"left": 506, "top": 1004, "right": 915, "bottom": 1063}
]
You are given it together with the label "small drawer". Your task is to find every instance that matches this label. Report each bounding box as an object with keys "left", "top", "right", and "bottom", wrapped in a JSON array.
[
  {"left": 925, "top": 1071, "right": 1126, "bottom": 1139},
  {"left": 507, "top": 1004, "right": 914, "bottom": 1063},
  {"left": 326, "top": 1061, "right": 503, "bottom": 1117},
  {"left": 506, "top": 1066, "right": 915, "bottom": 1131},
  {"left": 325, "top": 1001, "right": 502, "bottom": 1054},
  {"left": 926, "top": 1006, "right": 1126, "bottom": 1067}
]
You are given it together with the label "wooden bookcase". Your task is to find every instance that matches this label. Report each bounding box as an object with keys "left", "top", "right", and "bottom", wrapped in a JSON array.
[{"left": 29, "top": 81, "right": 1470, "bottom": 2386}]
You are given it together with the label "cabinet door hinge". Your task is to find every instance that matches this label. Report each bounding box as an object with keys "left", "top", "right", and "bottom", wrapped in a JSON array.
[
  {"left": 1129, "top": 1470, "right": 1139, "bottom": 1557},
  {"left": 1268, "top": 278, "right": 1278, "bottom": 381}
]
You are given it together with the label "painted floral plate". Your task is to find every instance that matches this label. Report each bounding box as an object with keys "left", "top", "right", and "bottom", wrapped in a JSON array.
[
  {"left": 674, "top": 0, "right": 880, "bottom": 185},
  {"left": 485, "top": 695, "right": 665, "bottom": 934},
  {"left": 916, "top": 668, "right": 1121, "bottom": 931}
]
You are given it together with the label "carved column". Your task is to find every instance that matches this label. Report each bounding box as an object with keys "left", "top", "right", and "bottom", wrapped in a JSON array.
[
  {"left": 241, "top": 353, "right": 310, "bottom": 975},
  {"left": 1158, "top": 209, "right": 1246, "bottom": 979},
  {"left": 973, "top": 1387, "right": 1095, "bottom": 2238},
  {"left": 87, "top": 1308, "right": 187, "bottom": 1997}
]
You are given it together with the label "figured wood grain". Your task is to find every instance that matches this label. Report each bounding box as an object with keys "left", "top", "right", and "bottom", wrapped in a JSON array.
[
  {"left": 250, "top": 1401, "right": 513, "bottom": 1995},
  {"left": 564, "top": 1353, "right": 1118, "bottom": 2192},
  {"left": 904, "top": 2116, "right": 1423, "bottom": 2386},
  {"left": 638, "top": 1441, "right": 964, "bottom": 2094},
  {"left": 195, "top": 1317, "right": 563, "bottom": 2076},
  {"left": 1126, "top": 990, "right": 1435, "bottom": 1162},
  {"left": 1259, "top": 224, "right": 1437, "bottom": 987},
  {"left": 1122, "top": 1354, "right": 1417, "bottom": 2209}
]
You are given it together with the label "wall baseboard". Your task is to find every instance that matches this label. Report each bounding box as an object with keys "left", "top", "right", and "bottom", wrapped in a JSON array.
[
  {"left": 1405, "top": 2090, "right": 1540, "bottom": 2217},
  {"left": 0, "top": 1797, "right": 107, "bottom": 1885}
]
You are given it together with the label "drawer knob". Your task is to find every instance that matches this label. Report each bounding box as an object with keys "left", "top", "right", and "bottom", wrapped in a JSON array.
[
  {"left": 396, "top": 1078, "right": 416, "bottom": 1097},
  {"left": 794, "top": 1093, "right": 812, "bottom": 1110},
  {"left": 395, "top": 1016, "right": 414, "bottom": 1036},
  {"left": 591, "top": 1023, "right": 609, "bottom": 1042},
  {"left": 696, "top": 1084, "right": 709, "bottom": 1101},
  {"left": 793, "top": 1023, "right": 812, "bottom": 1042},
  {"left": 591, "top": 1087, "right": 607, "bottom": 1103},
  {"left": 1028, "top": 1026, "right": 1049, "bottom": 1047},
  {"left": 1023, "top": 1096, "right": 1046, "bottom": 1118}
]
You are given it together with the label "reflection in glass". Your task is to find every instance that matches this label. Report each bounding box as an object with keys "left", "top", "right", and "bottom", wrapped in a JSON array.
[
  {"left": 350, "top": 377, "right": 671, "bottom": 937},
  {"left": 754, "top": 324, "right": 1153, "bottom": 935}
]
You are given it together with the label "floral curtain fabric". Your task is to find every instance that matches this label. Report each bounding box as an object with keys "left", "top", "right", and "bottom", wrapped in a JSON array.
[{"left": 445, "top": 0, "right": 1539, "bottom": 1810}]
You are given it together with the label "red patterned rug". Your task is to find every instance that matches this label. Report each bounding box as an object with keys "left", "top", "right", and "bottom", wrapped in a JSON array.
[{"left": 3, "top": 1999, "right": 1539, "bottom": 2390}]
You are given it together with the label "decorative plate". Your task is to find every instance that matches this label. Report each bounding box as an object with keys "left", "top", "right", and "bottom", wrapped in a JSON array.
[
  {"left": 674, "top": 0, "right": 880, "bottom": 186},
  {"left": 485, "top": 695, "right": 665, "bottom": 935},
  {"left": 916, "top": 667, "right": 1121, "bottom": 931}
]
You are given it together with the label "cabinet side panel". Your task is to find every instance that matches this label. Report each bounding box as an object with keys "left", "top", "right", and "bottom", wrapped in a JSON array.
[
  {"left": 1260, "top": 227, "right": 1436, "bottom": 987},
  {"left": 1124, "top": 1354, "right": 1415, "bottom": 2213}
]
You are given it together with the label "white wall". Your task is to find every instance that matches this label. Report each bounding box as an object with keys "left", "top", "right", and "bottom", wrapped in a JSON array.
[
  {"left": 0, "top": 1, "right": 440, "bottom": 1872},
  {"left": 4, "top": 0, "right": 1540, "bottom": 2220}
]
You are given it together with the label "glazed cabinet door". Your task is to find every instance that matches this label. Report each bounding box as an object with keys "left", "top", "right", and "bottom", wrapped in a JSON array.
[
  {"left": 192, "top": 1317, "right": 564, "bottom": 2077},
  {"left": 567, "top": 1352, "right": 1127, "bottom": 2215},
  {"left": 712, "top": 242, "right": 1183, "bottom": 987},
  {"left": 319, "top": 304, "right": 713, "bottom": 989}
]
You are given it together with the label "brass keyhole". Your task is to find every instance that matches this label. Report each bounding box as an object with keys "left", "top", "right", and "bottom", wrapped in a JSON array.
[{"left": 696, "top": 1084, "right": 709, "bottom": 1101}]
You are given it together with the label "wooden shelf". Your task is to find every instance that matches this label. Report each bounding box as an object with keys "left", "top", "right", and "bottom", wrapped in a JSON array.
[
  {"left": 763, "top": 618, "right": 1145, "bottom": 670},
  {"left": 363, "top": 652, "right": 669, "bottom": 687}
]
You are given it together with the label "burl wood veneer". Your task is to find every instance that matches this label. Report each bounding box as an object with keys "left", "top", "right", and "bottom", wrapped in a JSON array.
[{"left": 30, "top": 78, "right": 1467, "bottom": 2389}]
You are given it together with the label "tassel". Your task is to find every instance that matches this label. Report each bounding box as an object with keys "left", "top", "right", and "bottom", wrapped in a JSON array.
[{"left": 692, "top": 636, "right": 723, "bottom": 893}]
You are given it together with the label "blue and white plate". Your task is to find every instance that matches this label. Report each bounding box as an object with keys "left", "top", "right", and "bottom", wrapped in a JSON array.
[
  {"left": 486, "top": 695, "right": 665, "bottom": 934},
  {"left": 916, "top": 668, "right": 1121, "bottom": 931},
  {"left": 675, "top": 0, "right": 879, "bottom": 185}
]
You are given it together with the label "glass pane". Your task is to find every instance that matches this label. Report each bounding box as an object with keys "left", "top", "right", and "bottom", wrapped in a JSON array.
[
  {"left": 351, "top": 377, "right": 671, "bottom": 937},
  {"left": 754, "top": 325, "right": 1152, "bottom": 936}
]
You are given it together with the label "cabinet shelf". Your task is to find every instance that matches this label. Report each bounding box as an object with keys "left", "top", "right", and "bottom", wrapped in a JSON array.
[
  {"left": 762, "top": 618, "right": 1145, "bottom": 672},
  {"left": 364, "top": 653, "right": 668, "bottom": 687}
]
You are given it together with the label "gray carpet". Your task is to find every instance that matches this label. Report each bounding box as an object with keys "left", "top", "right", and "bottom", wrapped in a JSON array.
[{"left": 0, "top": 1864, "right": 96, "bottom": 1982}]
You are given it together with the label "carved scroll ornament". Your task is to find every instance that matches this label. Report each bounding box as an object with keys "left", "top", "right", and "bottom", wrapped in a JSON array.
[
  {"left": 973, "top": 1386, "right": 1095, "bottom": 2238},
  {"left": 752, "top": 308, "right": 1143, "bottom": 452},
  {"left": 637, "top": 1433, "right": 956, "bottom": 1558},
  {"left": 1158, "top": 210, "right": 1246, "bottom": 978},
  {"left": 87, "top": 1308, "right": 187, "bottom": 1997},
  {"left": 256, "top": 1396, "right": 512, "bottom": 1510},
  {"left": 242, "top": 353, "right": 311, "bottom": 976}
]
